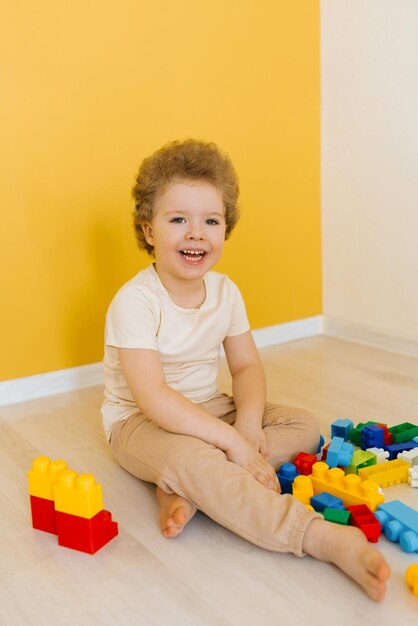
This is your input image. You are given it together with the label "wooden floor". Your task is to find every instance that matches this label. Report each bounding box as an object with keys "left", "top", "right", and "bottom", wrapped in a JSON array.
[{"left": 1, "top": 336, "right": 418, "bottom": 625}]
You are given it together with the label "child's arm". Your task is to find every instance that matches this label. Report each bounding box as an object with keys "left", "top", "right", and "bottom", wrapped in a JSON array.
[
  {"left": 223, "top": 331, "right": 270, "bottom": 460},
  {"left": 118, "top": 347, "right": 278, "bottom": 491}
]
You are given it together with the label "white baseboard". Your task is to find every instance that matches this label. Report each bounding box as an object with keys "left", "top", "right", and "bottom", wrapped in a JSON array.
[
  {"left": 323, "top": 315, "right": 418, "bottom": 358},
  {"left": 0, "top": 316, "right": 323, "bottom": 407},
  {"left": 2, "top": 314, "right": 416, "bottom": 408},
  {"left": 252, "top": 315, "right": 323, "bottom": 348},
  {"left": 0, "top": 362, "right": 104, "bottom": 407}
]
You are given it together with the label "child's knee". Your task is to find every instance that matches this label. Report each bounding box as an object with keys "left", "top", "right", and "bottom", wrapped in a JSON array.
[{"left": 297, "top": 410, "right": 321, "bottom": 454}]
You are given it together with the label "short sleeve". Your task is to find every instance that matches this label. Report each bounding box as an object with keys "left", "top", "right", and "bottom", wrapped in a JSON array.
[
  {"left": 105, "top": 286, "right": 160, "bottom": 349},
  {"left": 227, "top": 281, "right": 251, "bottom": 337}
]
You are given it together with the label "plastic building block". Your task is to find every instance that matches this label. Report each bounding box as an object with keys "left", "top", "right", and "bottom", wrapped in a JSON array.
[
  {"left": 331, "top": 419, "right": 354, "bottom": 441},
  {"left": 388, "top": 422, "right": 418, "bottom": 444},
  {"left": 28, "top": 457, "right": 68, "bottom": 533},
  {"left": 323, "top": 508, "right": 351, "bottom": 525},
  {"left": 361, "top": 425, "right": 385, "bottom": 450},
  {"left": 294, "top": 452, "right": 317, "bottom": 476},
  {"left": 345, "top": 449, "right": 377, "bottom": 475},
  {"left": 28, "top": 456, "right": 68, "bottom": 500},
  {"left": 55, "top": 509, "right": 118, "bottom": 554},
  {"left": 398, "top": 449, "right": 418, "bottom": 466},
  {"left": 321, "top": 443, "right": 330, "bottom": 462},
  {"left": 277, "top": 463, "right": 299, "bottom": 494},
  {"left": 375, "top": 500, "right": 418, "bottom": 553},
  {"left": 326, "top": 436, "right": 354, "bottom": 468},
  {"left": 316, "top": 434, "right": 325, "bottom": 456},
  {"left": 309, "top": 462, "right": 384, "bottom": 511},
  {"left": 375, "top": 423, "right": 393, "bottom": 446},
  {"left": 366, "top": 447, "right": 389, "bottom": 464},
  {"left": 311, "top": 491, "right": 345, "bottom": 513},
  {"left": 347, "top": 504, "right": 381, "bottom": 543},
  {"left": 384, "top": 440, "right": 418, "bottom": 461},
  {"left": 358, "top": 459, "right": 409, "bottom": 487},
  {"left": 292, "top": 475, "right": 313, "bottom": 505},
  {"left": 349, "top": 422, "right": 380, "bottom": 446},
  {"left": 53, "top": 470, "right": 103, "bottom": 519},
  {"left": 408, "top": 467, "right": 418, "bottom": 488},
  {"left": 406, "top": 563, "right": 418, "bottom": 596},
  {"left": 29, "top": 495, "right": 57, "bottom": 534}
]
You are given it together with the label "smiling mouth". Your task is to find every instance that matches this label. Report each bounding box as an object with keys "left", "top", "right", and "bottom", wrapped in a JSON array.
[{"left": 179, "top": 249, "right": 206, "bottom": 262}]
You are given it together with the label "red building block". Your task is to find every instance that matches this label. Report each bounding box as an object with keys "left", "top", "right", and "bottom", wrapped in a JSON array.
[
  {"left": 30, "top": 495, "right": 57, "bottom": 534},
  {"left": 347, "top": 504, "right": 381, "bottom": 543},
  {"left": 321, "top": 443, "right": 330, "bottom": 462},
  {"left": 55, "top": 509, "right": 118, "bottom": 554},
  {"left": 375, "top": 423, "right": 393, "bottom": 446},
  {"left": 294, "top": 452, "right": 317, "bottom": 476}
]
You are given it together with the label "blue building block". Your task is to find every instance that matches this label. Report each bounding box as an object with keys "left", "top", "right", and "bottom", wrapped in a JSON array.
[
  {"left": 361, "top": 425, "right": 385, "bottom": 450},
  {"left": 316, "top": 434, "right": 325, "bottom": 455},
  {"left": 327, "top": 436, "right": 354, "bottom": 468},
  {"left": 384, "top": 440, "right": 418, "bottom": 461},
  {"left": 375, "top": 500, "right": 418, "bottom": 553},
  {"left": 331, "top": 419, "right": 354, "bottom": 441},
  {"left": 277, "top": 463, "right": 300, "bottom": 494},
  {"left": 311, "top": 491, "right": 345, "bottom": 513}
]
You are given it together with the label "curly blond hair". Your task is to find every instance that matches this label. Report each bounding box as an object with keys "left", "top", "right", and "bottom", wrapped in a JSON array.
[{"left": 132, "top": 139, "right": 240, "bottom": 255}]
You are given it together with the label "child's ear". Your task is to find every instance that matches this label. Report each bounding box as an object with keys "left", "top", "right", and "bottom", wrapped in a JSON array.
[{"left": 141, "top": 223, "right": 154, "bottom": 246}]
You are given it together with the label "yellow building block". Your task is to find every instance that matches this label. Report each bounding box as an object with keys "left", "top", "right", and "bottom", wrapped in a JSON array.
[
  {"left": 28, "top": 456, "right": 68, "bottom": 500},
  {"left": 406, "top": 563, "right": 418, "bottom": 597},
  {"left": 358, "top": 459, "right": 409, "bottom": 487},
  {"left": 292, "top": 475, "right": 313, "bottom": 505},
  {"left": 53, "top": 469, "right": 103, "bottom": 519},
  {"left": 309, "top": 462, "right": 384, "bottom": 512}
]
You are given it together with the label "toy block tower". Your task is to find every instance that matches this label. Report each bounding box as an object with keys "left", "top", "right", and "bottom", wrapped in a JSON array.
[
  {"left": 28, "top": 456, "right": 68, "bottom": 533},
  {"left": 53, "top": 469, "right": 118, "bottom": 554},
  {"left": 28, "top": 456, "right": 118, "bottom": 554}
]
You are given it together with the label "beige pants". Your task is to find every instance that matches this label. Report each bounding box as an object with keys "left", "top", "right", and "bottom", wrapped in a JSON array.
[{"left": 109, "top": 394, "right": 322, "bottom": 556}]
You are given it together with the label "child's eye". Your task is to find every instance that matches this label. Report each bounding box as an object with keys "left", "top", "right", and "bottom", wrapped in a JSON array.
[
  {"left": 170, "top": 217, "right": 186, "bottom": 223},
  {"left": 205, "top": 219, "right": 220, "bottom": 225}
]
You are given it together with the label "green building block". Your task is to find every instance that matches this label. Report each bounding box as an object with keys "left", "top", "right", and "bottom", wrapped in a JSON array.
[
  {"left": 345, "top": 449, "right": 377, "bottom": 474},
  {"left": 322, "top": 508, "right": 351, "bottom": 525},
  {"left": 388, "top": 422, "right": 418, "bottom": 444}
]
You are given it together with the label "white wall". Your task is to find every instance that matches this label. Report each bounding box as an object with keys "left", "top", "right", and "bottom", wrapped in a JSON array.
[{"left": 321, "top": 1, "right": 418, "bottom": 355}]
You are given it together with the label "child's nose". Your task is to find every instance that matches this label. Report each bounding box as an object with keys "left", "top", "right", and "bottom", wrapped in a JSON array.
[{"left": 186, "top": 225, "right": 205, "bottom": 240}]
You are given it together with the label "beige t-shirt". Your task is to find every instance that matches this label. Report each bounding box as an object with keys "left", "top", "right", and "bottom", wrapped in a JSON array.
[{"left": 101, "top": 264, "right": 250, "bottom": 439}]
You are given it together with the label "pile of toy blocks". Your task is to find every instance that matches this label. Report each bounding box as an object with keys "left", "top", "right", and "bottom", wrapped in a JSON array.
[
  {"left": 28, "top": 456, "right": 118, "bottom": 554},
  {"left": 277, "top": 419, "right": 418, "bottom": 552}
]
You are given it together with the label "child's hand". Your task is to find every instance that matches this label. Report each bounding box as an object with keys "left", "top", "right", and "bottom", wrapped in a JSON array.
[
  {"left": 233, "top": 422, "right": 270, "bottom": 461},
  {"left": 225, "top": 434, "right": 280, "bottom": 493}
]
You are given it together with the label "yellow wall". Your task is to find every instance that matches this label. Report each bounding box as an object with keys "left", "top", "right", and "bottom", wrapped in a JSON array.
[{"left": 0, "top": 1, "right": 320, "bottom": 380}]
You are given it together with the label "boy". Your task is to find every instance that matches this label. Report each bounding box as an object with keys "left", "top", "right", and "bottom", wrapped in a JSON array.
[{"left": 102, "top": 139, "right": 390, "bottom": 601}]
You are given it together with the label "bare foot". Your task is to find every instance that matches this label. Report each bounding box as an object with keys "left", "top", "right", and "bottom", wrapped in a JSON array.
[
  {"left": 156, "top": 486, "right": 197, "bottom": 538},
  {"left": 302, "top": 518, "right": 391, "bottom": 601}
]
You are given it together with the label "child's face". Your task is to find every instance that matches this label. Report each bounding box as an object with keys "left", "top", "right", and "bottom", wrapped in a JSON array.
[{"left": 142, "top": 179, "right": 226, "bottom": 284}]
